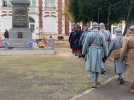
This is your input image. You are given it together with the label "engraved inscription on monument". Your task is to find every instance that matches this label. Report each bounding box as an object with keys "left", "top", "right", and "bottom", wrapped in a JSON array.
[{"left": 13, "top": 7, "right": 28, "bottom": 28}]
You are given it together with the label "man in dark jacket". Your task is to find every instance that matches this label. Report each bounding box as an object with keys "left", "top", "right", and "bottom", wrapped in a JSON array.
[
  {"left": 4, "top": 30, "right": 9, "bottom": 39},
  {"left": 69, "top": 24, "right": 83, "bottom": 56}
]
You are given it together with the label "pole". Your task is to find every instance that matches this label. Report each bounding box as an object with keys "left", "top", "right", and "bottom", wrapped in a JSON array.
[
  {"left": 107, "top": 5, "right": 111, "bottom": 30},
  {"left": 123, "top": 6, "right": 132, "bottom": 35},
  {"left": 98, "top": 8, "right": 100, "bottom": 23}
]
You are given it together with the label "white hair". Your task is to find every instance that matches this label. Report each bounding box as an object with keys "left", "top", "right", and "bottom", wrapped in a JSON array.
[
  {"left": 100, "top": 23, "right": 106, "bottom": 30},
  {"left": 92, "top": 22, "right": 99, "bottom": 29},
  {"left": 115, "top": 28, "right": 122, "bottom": 36}
]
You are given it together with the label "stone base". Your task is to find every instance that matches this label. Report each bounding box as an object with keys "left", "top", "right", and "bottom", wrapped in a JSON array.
[
  {"left": 6, "top": 39, "right": 31, "bottom": 48},
  {"left": 9, "top": 28, "right": 32, "bottom": 48}
]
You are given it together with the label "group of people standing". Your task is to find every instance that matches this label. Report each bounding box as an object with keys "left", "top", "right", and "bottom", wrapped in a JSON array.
[{"left": 69, "top": 22, "right": 134, "bottom": 93}]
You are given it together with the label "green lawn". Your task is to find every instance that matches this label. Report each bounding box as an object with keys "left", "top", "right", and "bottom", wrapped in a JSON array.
[
  {"left": 0, "top": 54, "right": 91, "bottom": 100},
  {"left": 0, "top": 49, "right": 113, "bottom": 100}
]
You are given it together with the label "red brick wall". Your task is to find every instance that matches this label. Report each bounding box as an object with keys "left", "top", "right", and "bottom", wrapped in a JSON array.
[
  {"left": 64, "top": 0, "right": 69, "bottom": 36},
  {"left": 57, "top": 0, "right": 62, "bottom": 34},
  {"left": 39, "top": 0, "right": 43, "bottom": 32}
]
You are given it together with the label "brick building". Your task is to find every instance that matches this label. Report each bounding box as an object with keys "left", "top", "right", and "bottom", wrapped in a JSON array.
[{"left": 0, "top": 0, "right": 71, "bottom": 39}]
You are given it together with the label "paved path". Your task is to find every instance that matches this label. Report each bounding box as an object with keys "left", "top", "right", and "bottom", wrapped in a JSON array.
[{"left": 75, "top": 80, "right": 134, "bottom": 100}]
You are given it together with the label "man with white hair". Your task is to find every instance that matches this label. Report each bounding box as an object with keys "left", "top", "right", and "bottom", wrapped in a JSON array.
[
  {"left": 108, "top": 28, "right": 126, "bottom": 84},
  {"left": 79, "top": 26, "right": 92, "bottom": 48},
  {"left": 99, "top": 23, "right": 111, "bottom": 74},
  {"left": 82, "top": 22, "right": 107, "bottom": 88},
  {"left": 100, "top": 23, "right": 111, "bottom": 46}
]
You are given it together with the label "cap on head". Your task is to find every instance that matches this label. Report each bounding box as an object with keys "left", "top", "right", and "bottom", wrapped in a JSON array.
[{"left": 92, "top": 22, "right": 99, "bottom": 29}]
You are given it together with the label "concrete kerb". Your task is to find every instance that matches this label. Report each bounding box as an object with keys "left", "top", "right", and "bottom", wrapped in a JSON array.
[
  {"left": 0, "top": 48, "right": 56, "bottom": 55},
  {"left": 70, "top": 76, "right": 117, "bottom": 100}
]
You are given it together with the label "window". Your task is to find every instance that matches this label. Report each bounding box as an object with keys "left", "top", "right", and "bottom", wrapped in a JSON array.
[
  {"left": 29, "top": 17, "right": 35, "bottom": 32},
  {"left": 2, "top": 0, "right": 12, "bottom": 7},
  {"left": 43, "top": 16, "right": 57, "bottom": 33},
  {"left": 30, "top": 0, "right": 36, "bottom": 7},
  {"left": 30, "top": 24, "right": 35, "bottom": 32},
  {"left": 2, "top": 0, "right": 7, "bottom": 7},
  {"left": 17, "top": 32, "right": 23, "bottom": 39},
  {"left": 45, "top": 0, "right": 56, "bottom": 9}
]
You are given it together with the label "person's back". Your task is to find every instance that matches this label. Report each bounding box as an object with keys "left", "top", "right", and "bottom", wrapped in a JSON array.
[
  {"left": 127, "top": 36, "right": 134, "bottom": 49},
  {"left": 69, "top": 31, "right": 77, "bottom": 49},
  {"left": 91, "top": 30, "right": 104, "bottom": 47},
  {"left": 121, "top": 26, "right": 134, "bottom": 92},
  {"left": 82, "top": 25, "right": 107, "bottom": 88},
  {"left": 108, "top": 28, "right": 126, "bottom": 84}
]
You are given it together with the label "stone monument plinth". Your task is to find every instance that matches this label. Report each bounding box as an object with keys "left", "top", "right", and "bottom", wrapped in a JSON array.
[{"left": 9, "top": 0, "right": 32, "bottom": 48}]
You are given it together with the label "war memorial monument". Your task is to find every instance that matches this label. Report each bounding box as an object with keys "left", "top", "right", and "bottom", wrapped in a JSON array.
[
  {"left": 0, "top": 0, "right": 55, "bottom": 55},
  {"left": 8, "top": 0, "right": 32, "bottom": 48}
]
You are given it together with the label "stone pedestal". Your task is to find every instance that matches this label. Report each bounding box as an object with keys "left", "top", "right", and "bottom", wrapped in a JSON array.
[
  {"left": 9, "top": 28, "right": 32, "bottom": 48},
  {"left": 8, "top": 0, "right": 32, "bottom": 48}
]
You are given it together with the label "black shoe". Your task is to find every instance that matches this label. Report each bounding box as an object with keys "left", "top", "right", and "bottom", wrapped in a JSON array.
[
  {"left": 119, "top": 79, "right": 125, "bottom": 85},
  {"left": 117, "top": 77, "right": 120, "bottom": 81},
  {"left": 91, "top": 82, "right": 97, "bottom": 88},
  {"left": 101, "top": 70, "right": 106, "bottom": 75}
]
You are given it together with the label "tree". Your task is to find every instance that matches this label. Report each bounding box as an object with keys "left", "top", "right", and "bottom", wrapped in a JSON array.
[
  {"left": 68, "top": 0, "right": 81, "bottom": 23},
  {"left": 68, "top": 0, "right": 134, "bottom": 29}
]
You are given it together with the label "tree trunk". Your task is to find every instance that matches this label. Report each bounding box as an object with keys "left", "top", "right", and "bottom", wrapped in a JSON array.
[{"left": 123, "top": 6, "right": 132, "bottom": 35}]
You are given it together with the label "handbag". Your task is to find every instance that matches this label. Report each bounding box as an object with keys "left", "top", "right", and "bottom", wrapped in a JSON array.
[{"left": 111, "top": 48, "right": 121, "bottom": 59}]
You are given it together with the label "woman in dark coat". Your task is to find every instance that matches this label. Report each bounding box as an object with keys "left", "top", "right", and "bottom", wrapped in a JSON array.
[{"left": 69, "top": 25, "right": 83, "bottom": 56}]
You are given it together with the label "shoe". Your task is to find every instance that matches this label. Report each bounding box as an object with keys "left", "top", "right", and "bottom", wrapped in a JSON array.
[
  {"left": 119, "top": 79, "right": 125, "bottom": 85},
  {"left": 91, "top": 82, "right": 97, "bottom": 88},
  {"left": 101, "top": 70, "right": 106, "bottom": 75},
  {"left": 96, "top": 82, "right": 101, "bottom": 86},
  {"left": 117, "top": 77, "right": 120, "bottom": 81}
]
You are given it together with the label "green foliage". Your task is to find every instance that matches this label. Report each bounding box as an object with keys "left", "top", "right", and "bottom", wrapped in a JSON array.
[
  {"left": 68, "top": 0, "right": 81, "bottom": 23},
  {"left": 68, "top": 0, "right": 134, "bottom": 25}
]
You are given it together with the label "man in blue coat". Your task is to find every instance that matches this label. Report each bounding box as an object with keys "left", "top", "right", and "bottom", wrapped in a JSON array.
[
  {"left": 99, "top": 23, "right": 111, "bottom": 74},
  {"left": 108, "top": 28, "right": 126, "bottom": 84},
  {"left": 82, "top": 22, "right": 107, "bottom": 88}
]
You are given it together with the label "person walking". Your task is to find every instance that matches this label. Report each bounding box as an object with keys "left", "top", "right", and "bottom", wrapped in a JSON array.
[
  {"left": 69, "top": 25, "right": 78, "bottom": 55},
  {"left": 99, "top": 23, "right": 111, "bottom": 74},
  {"left": 100, "top": 23, "right": 111, "bottom": 47},
  {"left": 120, "top": 25, "right": 134, "bottom": 93},
  {"left": 108, "top": 28, "right": 126, "bottom": 84},
  {"left": 69, "top": 24, "right": 83, "bottom": 57},
  {"left": 79, "top": 26, "right": 92, "bottom": 48},
  {"left": 82, "top": 22, "right": 107, "bottom": 88}
]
